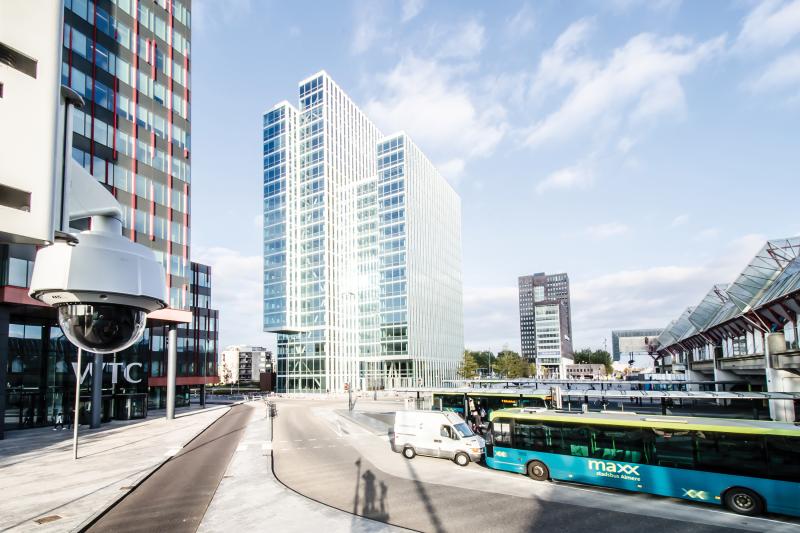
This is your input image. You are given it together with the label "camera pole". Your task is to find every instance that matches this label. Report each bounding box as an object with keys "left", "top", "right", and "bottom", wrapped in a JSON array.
[
  {"left": 73, "top": 348, "right": 82, "bottom": 460},
  {"left": 91, "top": 352, "right": 103, "bottom": 429}
]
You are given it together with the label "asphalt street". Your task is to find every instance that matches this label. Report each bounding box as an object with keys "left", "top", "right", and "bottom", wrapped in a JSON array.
[
  {"left": 271, "top": 399, "right": 787, "bottom": 533},
  {"left": 84, "top": 403, "right": 252, "bottom": 533}
]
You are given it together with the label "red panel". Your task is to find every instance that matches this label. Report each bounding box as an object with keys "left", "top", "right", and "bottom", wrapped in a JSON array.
[{"left": 0, "top": 286, "right": 50, "bottom": 307}]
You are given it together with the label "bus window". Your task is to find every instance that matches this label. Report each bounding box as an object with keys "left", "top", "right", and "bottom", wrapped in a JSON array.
[
  {"left": 492, "top": 420, "right": 513, "bottom": 447},
  {"left": 435, "top": 394, "right": 464, "bottom": 413},
  {"left": 591, "top": 427, "right": 647, "bottom": 464},
  {"left": 513, "top": 419, "right": 555, "bottom": 453},
  {"left": 559, "top": 423, "right": 590, "bottom": 458},
  {"left": 519, "top": 397, "right": 547, "bottom": 408},
  {"left": 766, "top": 436, "right": 800, "bottom": 482},
  {"left": 695, "top": 432, "right": 767, "bottom": 478},
  {"left": 651, "top": 429, "right": 694, "bottom": 469}
]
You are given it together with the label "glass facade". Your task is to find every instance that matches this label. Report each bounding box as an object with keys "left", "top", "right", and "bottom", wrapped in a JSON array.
[
  {"left": 0, "top": 1, "right": 220, "bottom": 438},
  {"left": 263, "top": 73, "right": 463, "bottom": 393}
]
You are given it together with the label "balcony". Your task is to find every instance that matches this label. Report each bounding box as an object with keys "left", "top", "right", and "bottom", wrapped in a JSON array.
[
  {"left": 717, "top": 354, "right": 766, "bottom": 373},
  {"left": 689, "top": 359, "right": 714, "bottom": 373}
]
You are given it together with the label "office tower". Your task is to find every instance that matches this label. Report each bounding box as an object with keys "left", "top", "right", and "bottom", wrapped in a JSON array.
[
  {"left": 518, "top": 272, "right": 573, "bottom": 377},
  {"left": 263, "top": 72, "right": 463, "bottom": 393},
  {"left": 0, "top": 0, "right": 217, "bottom": 438}
]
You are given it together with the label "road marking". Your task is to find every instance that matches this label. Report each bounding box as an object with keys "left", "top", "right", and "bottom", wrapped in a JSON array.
[
  {"left": 236, "top": 444, "right": 248, "bottom": 452},
  {"left": 308, "top": 438, "right": 317, "bottom": 441},
  {"left": 164, "top": 448, "right": 180, "bottom": 457},
  {"left": 312, "top": 445, "right": 322, "bottom": 448},
  {"left": 327, "top": 445, "right": 336, "bottom": 448},
  {"left": 262, "top": 442, "right": 273, "bottom": 451}
]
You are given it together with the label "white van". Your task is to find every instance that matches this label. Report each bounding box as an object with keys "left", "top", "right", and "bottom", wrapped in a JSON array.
[{"left": 392, "top": 410, "right": 485, "bottom": 466}]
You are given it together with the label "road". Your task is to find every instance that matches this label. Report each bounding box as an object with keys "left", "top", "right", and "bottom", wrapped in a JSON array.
[
  {"left": 272, "top": 399, "right": 800, "bottom": 533},
  {"left": 84, "top": 404, "right": 252, "bottom": 533}
]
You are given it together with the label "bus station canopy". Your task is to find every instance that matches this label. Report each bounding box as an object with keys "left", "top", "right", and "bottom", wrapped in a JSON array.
[{"left": 399, "top": 387, "right": 800, "bottom": 401}]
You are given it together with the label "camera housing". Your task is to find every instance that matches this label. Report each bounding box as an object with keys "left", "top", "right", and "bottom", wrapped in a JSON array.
[{"left": 29, "top": 216, "right": 167, "bottom": 353}]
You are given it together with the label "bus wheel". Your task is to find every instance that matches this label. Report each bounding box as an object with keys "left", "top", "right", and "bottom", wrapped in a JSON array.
[
  {"left": 402, "top": 447, "right": 416, "bottom": 459},
  {"left": 454, "top": 452, "right": 470, "bottom": 467},
  {"left": 527, "top": 460, "right": 549, "bottom": 481},
  {"left": 724, "top": 487, "right": 764, "bottom": 516}
]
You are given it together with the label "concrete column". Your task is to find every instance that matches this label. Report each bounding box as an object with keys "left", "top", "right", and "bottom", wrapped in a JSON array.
[
  {"left": 91, "top": 352, "right": 102, "bottom": 428},
  {"left": 0, "top": 307, "right": 10, "bottom": 440},
  {"left": 765, "top": 332, "right": 798, "bottom": 422},
  {"left": 166, "top": 324, "right": 177, "bottom": 420},
  {"left": 713, "top": 358, "right": 740, "bottom": 407}
]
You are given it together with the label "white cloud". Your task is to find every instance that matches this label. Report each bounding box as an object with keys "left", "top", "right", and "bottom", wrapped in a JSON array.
[
  {"left": 671, "top": 213, "right": 689, "bottom": 227},
  {"left": 433, "top": 19, "right": 487, "bottom": 59},
  {"left": 748, "top": 50, "right": 800, "bottom": 94},
  {"left": 438, "top": 158, "right": 466, "bottom": 179},
  {"left": 586, "top": 222, "right": 630, "bottom": 238},
  {"left": 365, "top": 55, "right": 506, "bottom": 180},
  {"left": 351, "top": 3, "right": 384, "bottom": 55},
  {"left": 535, "top": 161, "right": 594, "bottom": 194},
  {"left": 694, "top": 227, "right": 720, "bottom": 241},
  {"left": 605, "top": 0, "right": 682, "bottom": 14},
  {"left": 736, "top": 0, "right": 800, "bottom": 52},
  {"left": 401, "top": 0, "right": 425, "bottom": 23},
  {"left": 569, "top": 233, "right": 766, "bottom": 348},
  {"left": 529, "top": 18, "right": 597, "bottom": 99},
  {"left": 463, "top": 286, "right": 520, "bottom": 352},
  {"left": 525, "top": 28, "right": 726, "bottom": 147},
  {"left": 507, "top": 4, "right": 536, "bottom": 38},
  {"left": 463, "top": 235, "right": 767, "bottom": 352},
  {"left": 193, "top": 246, "right": 275, "bottom": 353}
]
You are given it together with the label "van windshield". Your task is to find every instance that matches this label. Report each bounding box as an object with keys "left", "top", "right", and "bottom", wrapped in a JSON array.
[{"left": 453, "top": 422, "right": 474, "bottom": 438}]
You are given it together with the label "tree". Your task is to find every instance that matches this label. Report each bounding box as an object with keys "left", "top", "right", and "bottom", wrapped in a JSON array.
[
  {"left": 494, "top": 350, "right": 531, "bottom": 378},
  {"left": 458, "top": 351, "right": 479, "bottom": 379},
  {"left": 573, "top": 348, "right": 613, "bottom": 375}
]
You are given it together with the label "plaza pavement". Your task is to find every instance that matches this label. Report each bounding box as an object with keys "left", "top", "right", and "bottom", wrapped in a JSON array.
[{"left": 0, "top": 404, "right": 230, "bottom": 532}]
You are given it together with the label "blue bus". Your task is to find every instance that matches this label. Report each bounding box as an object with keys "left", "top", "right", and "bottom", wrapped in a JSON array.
[{"left": 485, "top": 408, "right": 800, "bottom": 517}]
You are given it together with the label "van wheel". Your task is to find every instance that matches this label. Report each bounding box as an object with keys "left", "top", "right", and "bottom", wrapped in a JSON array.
[
  {"left": 454, "top": 452, "right": 470, "bottom": 467},
  {"left": 724, "top": 487, "right": 763, "bottom": 516},
  {"left": 402, "top": 447, "right": 416, "bottom": 459},
  {"left": 527, "top": 460, "right": 549, "bottom": 481}
]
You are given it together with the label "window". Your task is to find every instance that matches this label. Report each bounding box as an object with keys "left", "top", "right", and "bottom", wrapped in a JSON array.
[
  {"left": 651, "top": 428, "right": 695, "bottom": 469},
  {"left": 766, "top": 436, "right": 800, "bottom": 482},
  {"left": 492, "top": 419, "right": 512, "bottom": 447},
  {"left": 695, "top": 431, "right": 766, "bottom": 478}
]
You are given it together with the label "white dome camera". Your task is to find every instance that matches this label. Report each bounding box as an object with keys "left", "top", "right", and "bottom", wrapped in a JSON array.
[{"left": 29, "top": 216, "right": 167, "bottom": 353}]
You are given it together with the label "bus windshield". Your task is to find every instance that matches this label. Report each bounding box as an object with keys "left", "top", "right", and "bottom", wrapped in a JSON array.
[{"left": 453, "top": 422, "right": 474, "bottom": 438}]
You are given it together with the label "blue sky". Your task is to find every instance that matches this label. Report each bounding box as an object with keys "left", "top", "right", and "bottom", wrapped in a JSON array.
[{"left": 189, "top": 0, "right": 800, "bottom": 354}]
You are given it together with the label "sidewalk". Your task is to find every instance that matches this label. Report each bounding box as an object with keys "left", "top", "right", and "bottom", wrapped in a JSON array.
[
  {"left": 0, "top": 404, "right": 230, "bottom": 532},
  {"left": 198, "top": 402, "right": 407, "bottom": 533}
]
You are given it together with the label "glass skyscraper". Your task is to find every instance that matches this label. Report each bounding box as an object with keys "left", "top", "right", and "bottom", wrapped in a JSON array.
[
  {"left": 263, "top": 72, "right": 463, "bottom": 393},
  {"left": 1, "top": 0, "right": 218, "bottom": 438}
]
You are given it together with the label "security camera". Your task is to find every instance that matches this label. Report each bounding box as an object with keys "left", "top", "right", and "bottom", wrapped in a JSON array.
[{"left": 29, "top": 215, "right": 167, "bottom": 353}]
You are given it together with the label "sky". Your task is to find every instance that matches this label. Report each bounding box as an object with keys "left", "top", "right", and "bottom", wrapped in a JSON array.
[{"left": 189, "top": 0, "right": 800, "bottom": 356}]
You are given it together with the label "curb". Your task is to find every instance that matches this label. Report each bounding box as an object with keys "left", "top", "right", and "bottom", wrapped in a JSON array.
[{"left": 71, "top": 406, "right": 232, "bottom": 532}]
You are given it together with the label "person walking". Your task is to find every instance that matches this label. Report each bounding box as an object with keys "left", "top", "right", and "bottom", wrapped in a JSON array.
[
  {"left": 53, "top": 411, "right": 64, "bottom": 430},
  {"left": 66, "top": 407, "right": 75, "bottom": 430}
]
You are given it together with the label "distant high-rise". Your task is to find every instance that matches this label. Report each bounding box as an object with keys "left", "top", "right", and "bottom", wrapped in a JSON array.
[
  {"left": 263, "top": 72, "right": 463, "bottom": 393},
  {"left": 518, "top": 272, "right": 573, "bottom": 377}
]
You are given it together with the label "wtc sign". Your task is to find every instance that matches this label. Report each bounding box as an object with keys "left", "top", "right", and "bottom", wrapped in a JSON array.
[{"left": 71, "top": 362, "right": 143, "bottom": 384}]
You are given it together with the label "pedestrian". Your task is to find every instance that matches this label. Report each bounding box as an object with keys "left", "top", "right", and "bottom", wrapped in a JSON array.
[
  {"left": 53, "top": 411, "right": 64, "bottom": 431},
  {"left": 66, "top": 407, "right": 74, "bottom": 430}
]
